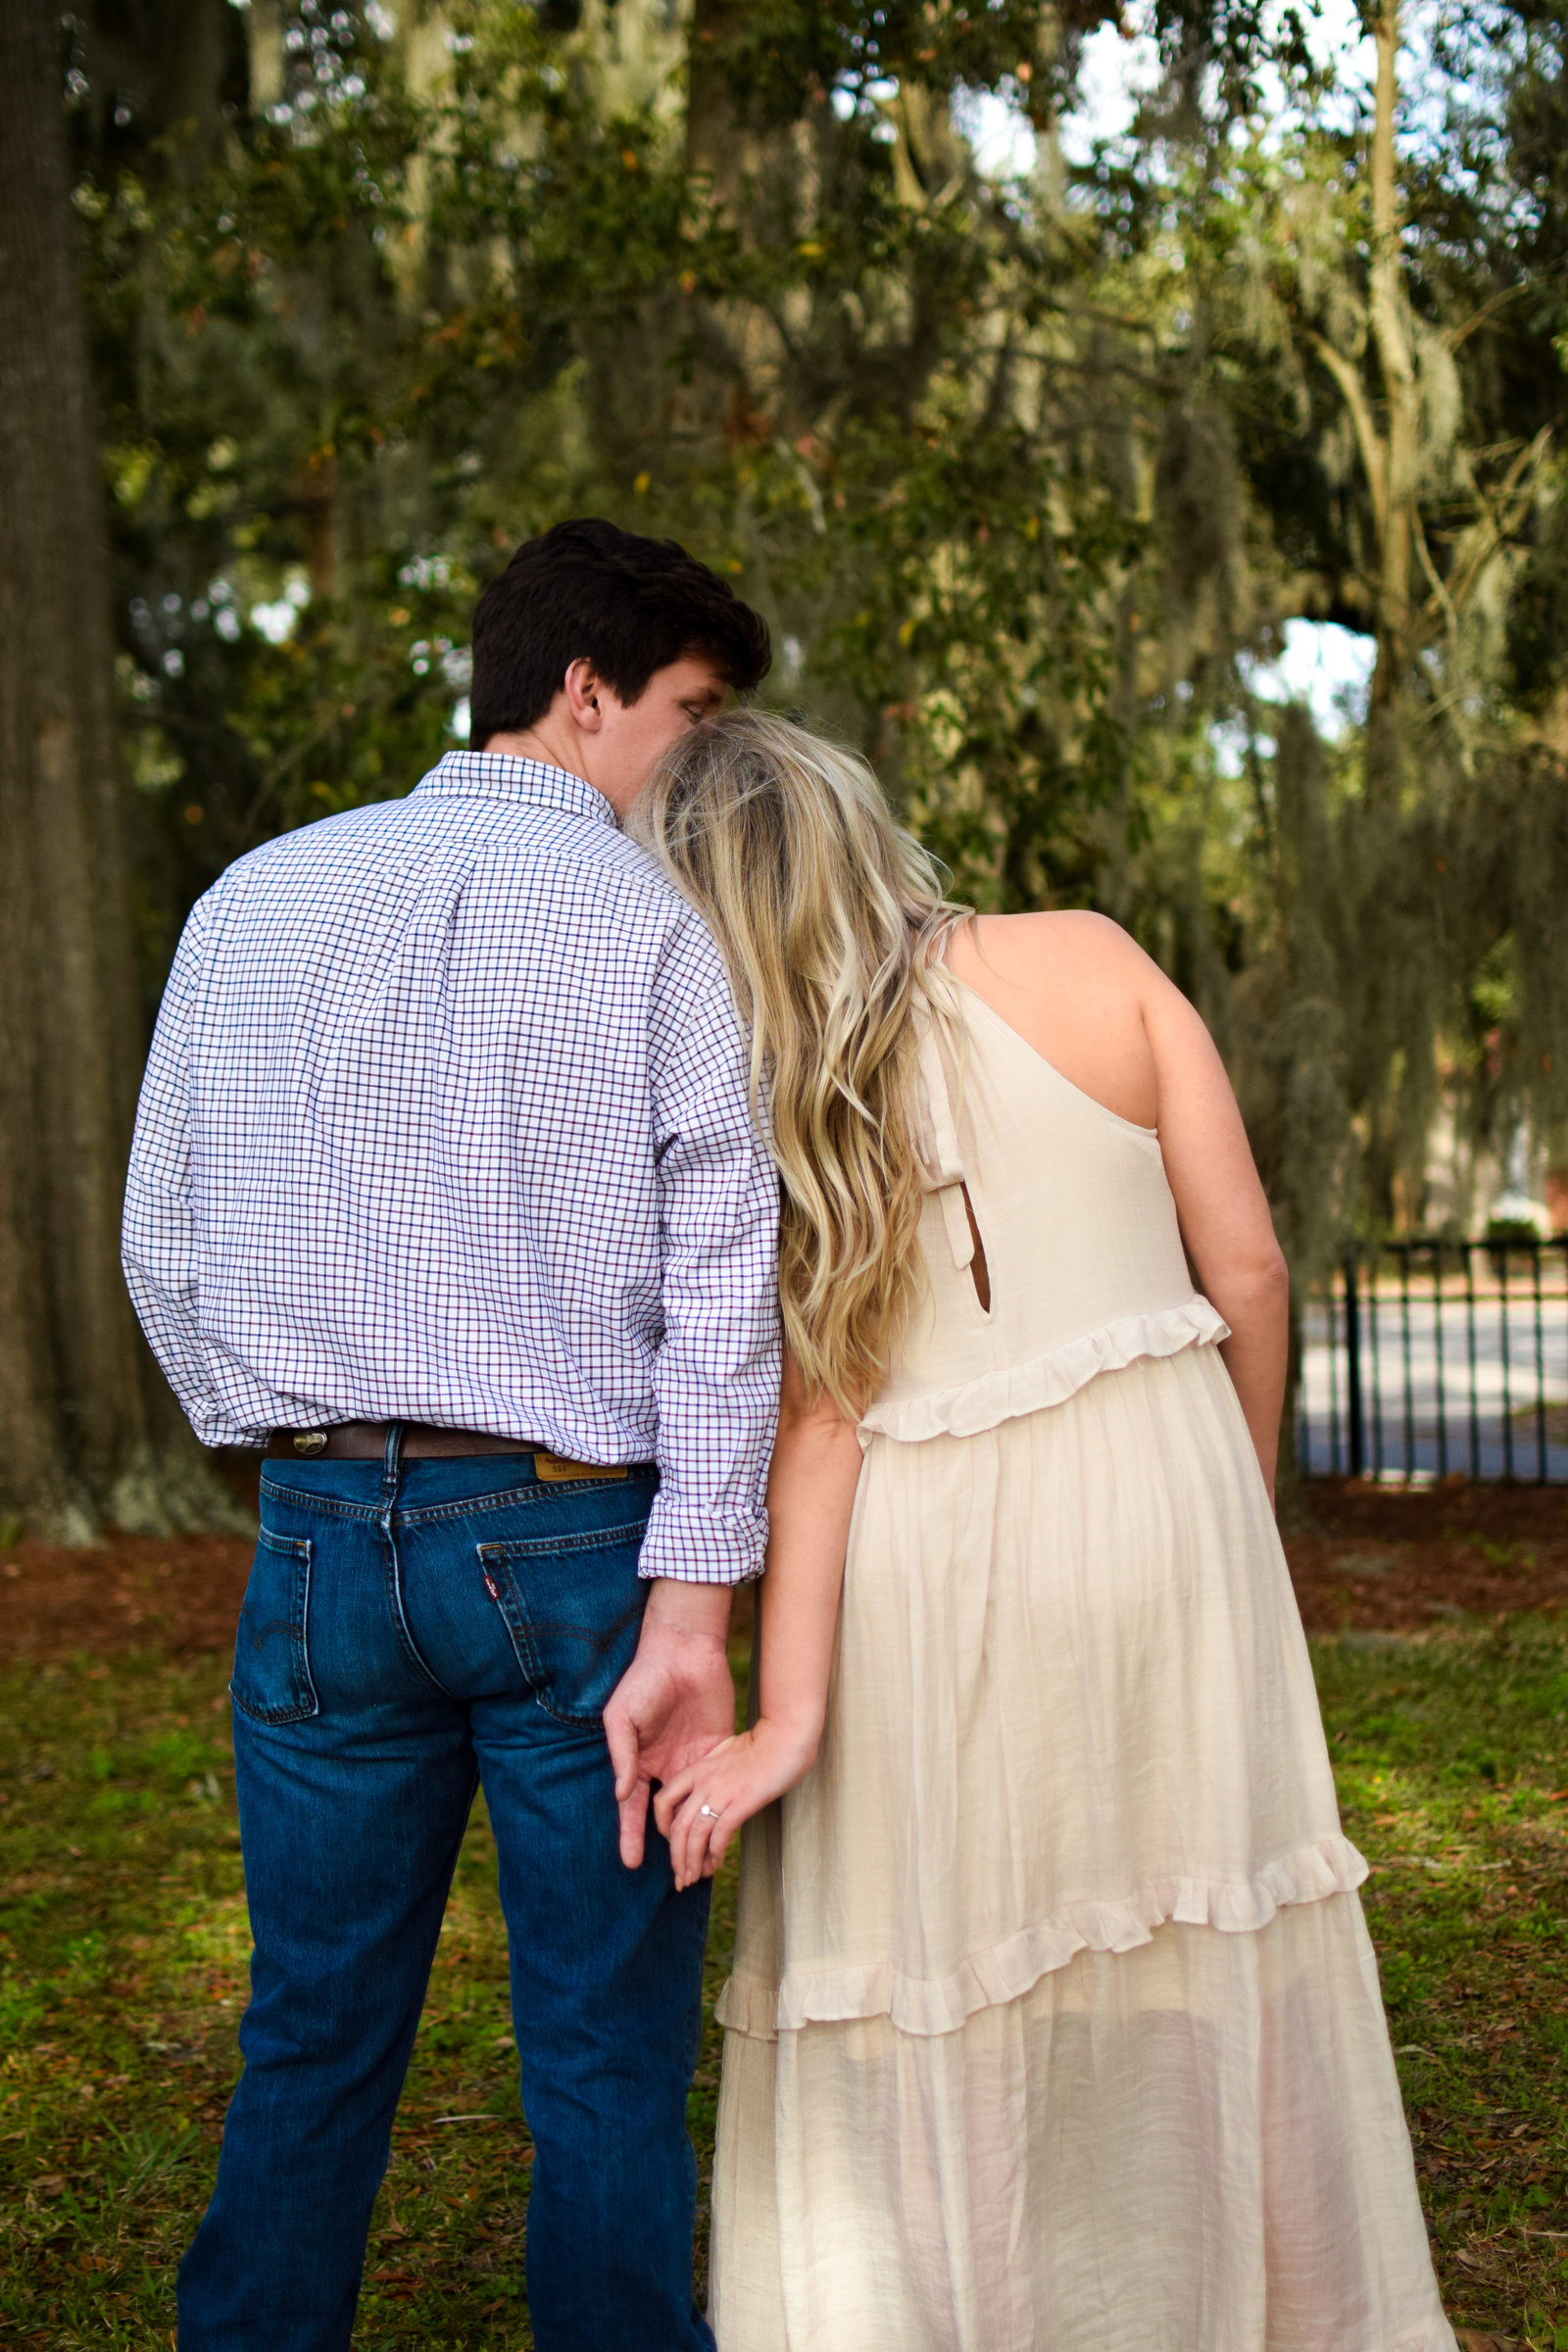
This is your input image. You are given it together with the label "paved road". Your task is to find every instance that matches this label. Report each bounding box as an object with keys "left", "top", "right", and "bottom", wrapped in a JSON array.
[{"left": 1298, "top": 1291, "right": 1568, "bottom": 1481}]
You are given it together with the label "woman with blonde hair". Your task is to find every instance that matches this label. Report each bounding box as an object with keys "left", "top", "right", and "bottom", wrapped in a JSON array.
[{"left": 636, "top": 711, "right": 1454, "bottom": 2352}]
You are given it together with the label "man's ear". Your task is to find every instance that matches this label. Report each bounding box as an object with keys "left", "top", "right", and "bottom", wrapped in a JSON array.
[{"left": 563, "top": 658, "right": 606, "bottom": 732}]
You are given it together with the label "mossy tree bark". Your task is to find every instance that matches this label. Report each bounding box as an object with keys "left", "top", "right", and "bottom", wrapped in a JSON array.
[{"left": 0, "top": 0, "right": 242, "bottom": 1538}]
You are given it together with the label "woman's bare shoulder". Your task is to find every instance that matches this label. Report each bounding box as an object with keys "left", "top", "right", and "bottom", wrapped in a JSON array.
[
  {"left": 956, "top": 909, "right": 1162, "bottom": 993},
  {"left": 947, "top": 911, "right": 1167, "bottom": 1125}
]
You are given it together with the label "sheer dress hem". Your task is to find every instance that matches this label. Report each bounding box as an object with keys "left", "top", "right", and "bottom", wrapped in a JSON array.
[{"left": 713, "top": 1829, "right": 1369, "bottom": 2042}]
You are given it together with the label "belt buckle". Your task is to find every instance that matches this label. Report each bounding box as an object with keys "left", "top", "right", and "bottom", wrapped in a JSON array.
[
  {"left": 533, "top": 1449, "right": 624, "bottom": 1484},
  {"left": 293, "top": 1431, "right": 329, "bottom": 1457}
]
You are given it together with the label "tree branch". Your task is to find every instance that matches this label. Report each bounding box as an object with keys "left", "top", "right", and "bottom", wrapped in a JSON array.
[{"left": 1308, "top": 330, "right": 1388, "bottom": 535}]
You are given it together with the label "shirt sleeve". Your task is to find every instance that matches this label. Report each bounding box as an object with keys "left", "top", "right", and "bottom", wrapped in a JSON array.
[
  {"left": 122, "top": 895, "right": 221, "bottom": 1440},
  {"left": 642, "top": 910, "right": 782, "bottom": 1585}
]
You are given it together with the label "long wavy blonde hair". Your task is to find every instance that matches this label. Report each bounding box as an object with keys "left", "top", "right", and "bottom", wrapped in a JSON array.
[{"left": 630, "top": 710, "right": 969, "bottom": 1415}]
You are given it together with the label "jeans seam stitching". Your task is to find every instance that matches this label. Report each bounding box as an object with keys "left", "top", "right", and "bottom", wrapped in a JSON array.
[
  {"left": 256, "top": 1478, "right": 656, "bottom": 1528},
  {"left": 230, "top": 1538, "right": 318, "bottom": 1724},
  {"left": 258, "top": 1484, "right": 381, "bottom": 1524},
  {"left": 476, "top": 1554, "right": 548, "bottom": 1694},
  {"left": 396, "top": 1477, "right": 648, "bottom": 1525},
  {"left": 477, "top": 1523, "right": 649, "bottom": 1561},
  {"left": 381, "top": 1529, "right": 456, "bottom": 1700},
  {"left": 500, "top": 1598, "right": 645, "bottom": 1648},
  {"left": 256, "top": 1527, "right": 310, "bottom": 1557},
  {"left": 531, "top": 1692, "right": 612, "bottom": 1729},
  {"left": 480, "top": 1557, "right": 646, "bottom": 1724}
]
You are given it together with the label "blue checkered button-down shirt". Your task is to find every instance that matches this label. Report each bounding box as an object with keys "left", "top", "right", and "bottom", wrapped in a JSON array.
[{"left": 122, "top": 751, "right": 782, "bottom": 1586}]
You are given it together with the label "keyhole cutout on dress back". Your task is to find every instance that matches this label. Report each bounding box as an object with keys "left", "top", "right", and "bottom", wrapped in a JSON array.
[{"left": 961, "top": 1182, "right": 991, "bottom": 1314}]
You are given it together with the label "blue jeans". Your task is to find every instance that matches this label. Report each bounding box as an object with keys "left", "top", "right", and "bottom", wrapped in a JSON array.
[{"left": 178, "top": 1438, "right": 715, "bottom": 2352}]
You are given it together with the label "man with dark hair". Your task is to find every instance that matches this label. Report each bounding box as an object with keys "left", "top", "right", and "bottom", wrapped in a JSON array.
[
  {"left": 470, "top": 515, "right": 770, "bottom": 746},
  {"left": 123, "top": 518, "right": 778, "bottom": 2352}
]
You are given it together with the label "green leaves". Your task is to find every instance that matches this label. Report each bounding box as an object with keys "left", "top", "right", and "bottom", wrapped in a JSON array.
[{"left": 73, "top": 0, "right": 1567, "bottom": 1260}]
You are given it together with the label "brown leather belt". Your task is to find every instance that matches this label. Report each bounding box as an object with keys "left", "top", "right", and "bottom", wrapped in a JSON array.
[{"left": 265, "top": 1421, "right": 636, "bottom": 1483}]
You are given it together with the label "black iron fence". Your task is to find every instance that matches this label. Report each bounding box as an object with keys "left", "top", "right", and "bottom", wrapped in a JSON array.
[{"left": 1296, "top": 1239, "right": 1568, "bottom": 1484}]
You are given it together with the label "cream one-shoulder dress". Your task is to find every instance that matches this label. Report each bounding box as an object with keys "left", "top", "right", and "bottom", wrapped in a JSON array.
[{"left": 710, "top": 982, "right": 1454, "bottom": 2352}]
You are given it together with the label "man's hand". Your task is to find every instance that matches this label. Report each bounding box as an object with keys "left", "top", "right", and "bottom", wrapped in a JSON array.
[{"left": 603, "top": 1579, "right": 736, "bottom": 1870}]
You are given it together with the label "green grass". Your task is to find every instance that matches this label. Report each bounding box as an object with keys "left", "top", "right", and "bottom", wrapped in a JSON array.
[
  {"left": 0, "top": 1652, "right": 741, "bottom": 2349},
  {"left": 2, "top": 1620, "right": 1565, "bottom": 2348},
  {"left": 1315, "top": 1617, "right": 1568, "bottom": 2347}
]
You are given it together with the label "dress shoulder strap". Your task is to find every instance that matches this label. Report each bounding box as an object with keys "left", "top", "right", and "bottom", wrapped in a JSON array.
[{"left": 910, "top": 1004, "right": 974, "bottom": 1275}]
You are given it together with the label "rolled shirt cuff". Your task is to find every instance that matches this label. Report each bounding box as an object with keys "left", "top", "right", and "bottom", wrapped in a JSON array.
[{"left": 636, "top": 1492, "right": 768, "bottom": 1587}]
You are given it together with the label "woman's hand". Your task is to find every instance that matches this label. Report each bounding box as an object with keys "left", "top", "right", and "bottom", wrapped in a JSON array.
[
  {"left": 654, "top": 1716, "right": 819, "bottom": 1890},
  {"left": 652, "top": 1348, "right": 862, "bottom": 1892}
]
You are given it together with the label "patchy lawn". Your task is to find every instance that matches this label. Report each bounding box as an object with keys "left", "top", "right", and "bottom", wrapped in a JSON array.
[
  {"left": 1287, "top": 1480, "right": 1568, "bottom": 1634},
  {"left": 1, "top": 1608, "right": 1565, "bottom": 2347},
  {"left": 1315, "top": 1616, "right": 1568, "bottom": 2350},
  {"left": 0, "top": 1648, "right": 741, "bottom": 2349}
]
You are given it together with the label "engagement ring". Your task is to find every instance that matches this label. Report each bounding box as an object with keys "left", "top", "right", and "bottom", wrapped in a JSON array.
[{"left": 699, "top": 1804, "right": 721, "bottom": 1820}]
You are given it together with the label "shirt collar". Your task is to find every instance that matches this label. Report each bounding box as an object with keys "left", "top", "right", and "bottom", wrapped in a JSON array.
[{"left": 414, "top": 749, "right": 617, "bottom": 830}]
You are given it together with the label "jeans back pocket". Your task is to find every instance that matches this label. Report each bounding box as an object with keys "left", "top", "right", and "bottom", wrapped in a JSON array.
[
  {"left": 476, "top": 1522, "right": 649, "bottom": 1728},
  {"left": 231, "top": 1527, "right": 318, "bottom": 1726}
]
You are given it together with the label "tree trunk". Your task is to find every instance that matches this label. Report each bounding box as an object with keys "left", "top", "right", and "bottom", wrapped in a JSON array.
[
  {"left": 1364, "top": 0, "right": 1417, "bottom": 758},
  {"left": 1305, "top": 3, "right": 1416, "bottom": 779},
  {"left": 0, "top": 0, "right": 243, "bottom": 1537},
  {"left": 685, "top": 0, "right": 753, "bottom": 193}
]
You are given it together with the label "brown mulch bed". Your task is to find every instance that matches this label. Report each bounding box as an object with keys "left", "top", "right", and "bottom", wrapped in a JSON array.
[
  {"left": 1286, "top": 1476, "right": 1568, "bottom": 1633},
  {"left": 0, "top": 1530, "right": 255, "bottom": 1664},
  {"left": 2, "top": 1476, "right": 1566, "bottom": 1665}
]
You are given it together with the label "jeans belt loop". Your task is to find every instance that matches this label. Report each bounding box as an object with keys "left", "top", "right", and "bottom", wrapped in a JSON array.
[{"left": 379, "top": 1419, "right": 405, "bottom": 1522}]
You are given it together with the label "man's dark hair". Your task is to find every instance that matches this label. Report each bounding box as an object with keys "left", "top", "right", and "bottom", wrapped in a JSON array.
[{"left": 469, "top": 517, "right": 770, "bottom": 745}]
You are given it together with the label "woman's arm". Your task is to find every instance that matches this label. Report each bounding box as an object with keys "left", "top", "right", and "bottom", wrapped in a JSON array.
[
  {"left": 1140, "top": 972, "right": 1291, "bottom": 1499},
  {"left": 653, "top": 1350, "right": 863, "bottom": 1889}
]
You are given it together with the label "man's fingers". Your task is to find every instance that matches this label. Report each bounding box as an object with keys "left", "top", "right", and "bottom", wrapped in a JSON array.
[
  {"left": 603, "top": 1640, "right": 740, "bottom": 1876},
  {"left": 617, "top": 1777, "right": 650, "bottom": 1871},
  {"left": 603, "top": 1694, "right": 641, "bottom": 1805},
  {"left": 605, "top": 1695, "right": 653, "bottom": 1867}
]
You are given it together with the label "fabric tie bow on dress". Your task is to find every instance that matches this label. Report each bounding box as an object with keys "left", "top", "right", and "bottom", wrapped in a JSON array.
[{"left": 909, "top": 1009, "right": 975, "bottom": 1279}]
